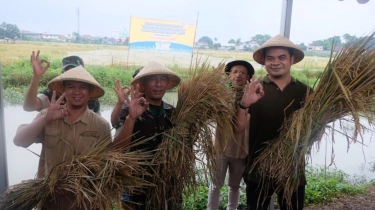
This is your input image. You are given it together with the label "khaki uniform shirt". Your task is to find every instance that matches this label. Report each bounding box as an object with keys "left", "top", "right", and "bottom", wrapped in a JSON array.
[
  {"left": 215, "top": 88, "right": 250, "bottom": 159},
  {"left": 20, "top": 107, "right": 111, "bottom": 209}
]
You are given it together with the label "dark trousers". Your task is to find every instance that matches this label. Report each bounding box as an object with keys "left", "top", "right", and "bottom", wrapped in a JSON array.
[{"left": 246, "top": 181, "right": 305, "bottom": 210}]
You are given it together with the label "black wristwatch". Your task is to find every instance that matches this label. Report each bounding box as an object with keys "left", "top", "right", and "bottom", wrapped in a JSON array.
[{"left": 238, "top": 103, "right": 248, "bottom": 110}]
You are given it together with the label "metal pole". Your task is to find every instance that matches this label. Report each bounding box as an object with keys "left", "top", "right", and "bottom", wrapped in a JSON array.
[
  {"left": 189, "top": 12, "right": 199, "bottom": 73},
  {"left": 280, "top": 0, "right": 293, "bottom": 39},
  {"left": 0, "top": 61, "right": 9, "bottom": 194}
]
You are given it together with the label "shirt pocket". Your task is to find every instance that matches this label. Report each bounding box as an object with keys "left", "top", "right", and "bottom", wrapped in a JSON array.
[
  {"left": 44, "top": 127, "right": 62, "bottom": 149},
  {"left": 77, "top": 131, "right": 99, "bottom": 153}
]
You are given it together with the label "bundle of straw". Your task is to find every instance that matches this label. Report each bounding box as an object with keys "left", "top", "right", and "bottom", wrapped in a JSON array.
[
  {"left": 148, "top": 62, "right": 236, "bottom": 209},
  {"left": 0, "top": 140, "right": 154, "bottom": 210},
  {"left": 250, "top": 34, "right": 375, "bottom": 205}
]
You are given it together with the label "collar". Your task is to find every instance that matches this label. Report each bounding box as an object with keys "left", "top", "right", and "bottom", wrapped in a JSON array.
[
  {"left": 262, "top": 75, "right": 297, "bottom": 84},
  {"left": 64, "top": 106, "right": 91, "bottom": 125}
]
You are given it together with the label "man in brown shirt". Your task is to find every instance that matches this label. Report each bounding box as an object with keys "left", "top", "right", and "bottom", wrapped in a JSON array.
[
  {"left": 235, "top": 35, "right": 310, "bottom": 210},
  {"left": 207, "top": 60, "right": 254, "bottom": 210},
  {"left": 13, "top": 66, "right": 111, "bottom": 210}
]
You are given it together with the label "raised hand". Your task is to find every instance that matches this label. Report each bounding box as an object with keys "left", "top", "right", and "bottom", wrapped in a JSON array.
[
  {"left": 30, "top": 50, "right": 50, "bottom": 77},
  {"left": 44, "top": 91, "right": 68, "bottom": 122},
  {"left": 125, "top": 84, "right": 149, "bottom": 120},
  {"left": 113, "top": 79, "right": 131, "bottom": 104},
  {"left": 240, "top": 75, "right": 264, "bottom": 107}
]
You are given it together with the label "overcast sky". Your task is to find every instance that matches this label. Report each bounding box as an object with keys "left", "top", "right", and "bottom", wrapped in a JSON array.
[{"left": 1, "top": 0, "right": 374, "bottom": 45}]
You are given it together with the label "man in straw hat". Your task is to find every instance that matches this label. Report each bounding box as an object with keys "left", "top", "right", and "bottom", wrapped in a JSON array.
[
  {"left": 235, "top": 34, "right": 311, "bottom": 210},
  {"left": 207, "top": 60, "right": 254, "bottom": 210},
  {"left": 13, "top": 66, "right": 111, "bottom": 209},
  {"left": 113, "top": 61, "right": 180, "bottom": 209},
  {"left": 23, "top": 50, "right": 101, "bottom": 114}
]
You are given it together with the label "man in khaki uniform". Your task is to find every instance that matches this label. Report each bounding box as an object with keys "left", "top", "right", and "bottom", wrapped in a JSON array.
[
  {"left": 13, "top": 66, "right": 111, "bottom": 209},
  {"left": 207, "top": 60, "right": 254, "bottom": 210}
]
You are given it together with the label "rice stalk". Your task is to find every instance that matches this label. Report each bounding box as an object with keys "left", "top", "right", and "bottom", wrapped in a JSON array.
[
  {"left": 0, "top": 139, "right": 154, "bottom": 210},
  {"left": 148, "top": 62, "right": 236, "bottom": 209},
  {"left": 250, "top": 33, "right": 375, "bottom": 207}
]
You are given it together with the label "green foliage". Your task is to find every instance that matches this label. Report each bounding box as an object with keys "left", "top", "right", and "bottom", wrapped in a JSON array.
[
  {"left": 198, "top": 36, "right": 213, "bottom": 47},
  {"left": 0, "top": 22, "right": 20, "bottom": 39},
  {"left": 182, "top": 183, "right": 247, "bottom": 210},
  {"left": 251, "top": 34, "right": 271, "bottom": 45},
  {"left": 305, "top": 166, "right": 368, "bottom": 206}
]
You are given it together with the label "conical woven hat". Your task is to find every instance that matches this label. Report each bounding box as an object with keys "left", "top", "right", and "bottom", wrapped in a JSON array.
[
  {"left": 48, "top": 66, "right": 105, "bottom": 99},
  {"left": 131, "top": 61, "right": 180, "bottom": 90},
  {"left": 253, "top": 34, "right": 304, "bottom": 65}
]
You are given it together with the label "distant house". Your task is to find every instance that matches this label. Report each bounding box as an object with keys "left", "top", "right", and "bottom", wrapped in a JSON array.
[
  {"left": 21, "top": 30, "right": 42, "bottom": 40},
  {"left": 41, "top": 33, "right": 61, "bottom": 40},
  {"left": 246, "top": 40, "right": 260, "bottom": 48},
  {"left": 194, "top": 42, "right": 209, "bottom": 49},
  {"left": 103, "top": 37, "right": 118, "bottom": 45},
  {"left": 220, "top": 43, "right": 236, "bottom": 51},
  {"left": 235, "top": 43, "right": 246, "bottom": 51},
  {"left": 307, "top": 45, "right": 323, "bottom": 51}
]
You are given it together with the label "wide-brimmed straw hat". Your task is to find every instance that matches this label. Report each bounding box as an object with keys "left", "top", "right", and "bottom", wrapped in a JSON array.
[
  {"left": 253, "top": 34, "right": 304, "bottom": 65},
  {"left": 225, "top": 60, "right": 255, "bottom": 77},
  {"left": 131, "top": 61, "right": 180, "bottom": 90},
  {"left": 48, "top": 66, "right": 105, "bottom": 99}
]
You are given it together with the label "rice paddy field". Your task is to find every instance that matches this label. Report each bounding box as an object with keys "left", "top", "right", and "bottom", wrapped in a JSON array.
[{"left": 0, "top": 41, "right": 329, "bottom": 70}]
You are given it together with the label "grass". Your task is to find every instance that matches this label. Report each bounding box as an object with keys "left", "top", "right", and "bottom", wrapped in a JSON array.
[{"left": 180, "top": 166, "right": 373, "bottom": 209}]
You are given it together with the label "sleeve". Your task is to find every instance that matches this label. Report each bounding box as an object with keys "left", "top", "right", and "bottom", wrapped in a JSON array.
[
  {"left": 37, "top": 94, "right": 49, "bottom": 110},
  {"left": 114, "top": 103, "right": 130, "bottom": 130}
]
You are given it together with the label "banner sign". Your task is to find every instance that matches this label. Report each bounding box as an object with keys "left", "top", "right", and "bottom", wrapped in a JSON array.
[{"left": 129, "top": 16, "right": 196, "bottom": 53}]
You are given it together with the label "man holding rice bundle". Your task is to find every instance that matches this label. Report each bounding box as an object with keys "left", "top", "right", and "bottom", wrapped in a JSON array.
[
  {"left": 207, "top": 60, "right": 254, "bottom": 210},
  {"left": 113, "top": 61, "right": 180, "bottom": 209},
  {"left": 236, "top": 35, "right": 311, "bottom": 210},
  {"left": 13, "top": 66, "right": 111, "bottom": 209}
]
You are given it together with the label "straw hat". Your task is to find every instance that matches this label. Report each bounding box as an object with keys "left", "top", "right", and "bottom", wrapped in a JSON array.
[
  {"left": 48, "top": 66, "right": 105, "bottom": 99},
  {"left": 253, "top": 34, "right": 304, "bottom": 65},
  {"left": 131, "top": 61, "right": 180, "bottom": 90},
  {"left": 225, "top": 60, "right": 255, "bottom": 77}
]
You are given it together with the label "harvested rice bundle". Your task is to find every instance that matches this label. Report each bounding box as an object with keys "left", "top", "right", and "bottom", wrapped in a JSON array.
[
  {"left": 148, "top": 62, "right": 236, "bottom": 209},
  {"left": 0, "top": 140, "right": 154, "bottom": 210},
  {"left": 251, "top": 34, "right": 375, "bottom": 204}
]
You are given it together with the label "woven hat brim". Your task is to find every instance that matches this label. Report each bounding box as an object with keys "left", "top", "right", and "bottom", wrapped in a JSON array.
[
  {"left": 225, "top": 60, "right": 255, "bottom": 76},
  {"left": 48, "top": 66, "right": 105, "bottom": 99},
  {"left": 130, "top": 62, "right": 181, "bottom": 90},
  {"left": 253, "top": 34, "right": 304, "bottom": 65}
]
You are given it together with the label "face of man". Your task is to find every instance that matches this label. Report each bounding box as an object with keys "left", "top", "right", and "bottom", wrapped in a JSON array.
[
  {"left": 63, "top": 81, "right": 91, "bottom": 109},
  {"left": 142, "top": 74, "right": 169, "bottom": 105},
  {"left": 264, "top": 47, "right": 294, "bottom": 79},
  {"left": 229, "top": 65, "right": 250, "bottom": 87}
]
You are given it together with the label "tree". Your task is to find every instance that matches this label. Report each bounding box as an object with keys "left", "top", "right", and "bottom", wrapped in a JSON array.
[
  {"left": 72, "top": 32, "right": 81, "bottom": 43},
  {"left": 251, "top": 34, "right": 271, "bottom": 45},
  {"left": 213, "top": 43, "right": 221, "bottom": 50},
  {"left": 342, "top": 33, "right": 358, "bottom": 43},
  {"left": 297, "top": 42, "right": 307, "bottom": 51},
  {"left": 0, "top": 22, "right": 20, "bottom": 39},
  {"left": 198, "top": 36, "right": 213, "bottom": 46},
  {"left": 236, "top": 38, "right": 242, "bottom": 45},
  {"left": 327, "top": 36, "right": 342, "bottom": 46},
  {"left": 228, "top": 39, "right": 236, "bottom": 44}
]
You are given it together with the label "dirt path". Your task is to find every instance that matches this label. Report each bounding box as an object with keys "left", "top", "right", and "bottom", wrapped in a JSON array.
[{"left": 305, "top": 186, "right": 375, "bottom": 210}]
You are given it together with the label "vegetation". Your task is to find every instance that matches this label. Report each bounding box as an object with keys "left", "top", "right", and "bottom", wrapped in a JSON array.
[{"left": 180, "top": 166, "right": 373, "bottom": 209}]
